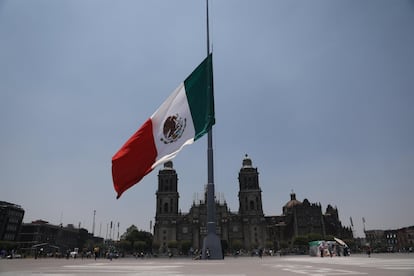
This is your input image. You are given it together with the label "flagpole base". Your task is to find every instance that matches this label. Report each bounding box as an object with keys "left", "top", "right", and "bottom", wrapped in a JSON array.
[{"left": 202, "top": 232, "right": 223, "bottom": 260}]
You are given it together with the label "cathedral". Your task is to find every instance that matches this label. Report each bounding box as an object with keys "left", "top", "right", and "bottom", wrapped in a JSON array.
[{"left": 153, "top": 155, "right": 352, "bottom": 253}]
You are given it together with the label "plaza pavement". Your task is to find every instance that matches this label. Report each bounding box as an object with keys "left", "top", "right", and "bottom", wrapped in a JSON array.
[{"left": 0, "top": 253, "right": 413, "bottom": 276}]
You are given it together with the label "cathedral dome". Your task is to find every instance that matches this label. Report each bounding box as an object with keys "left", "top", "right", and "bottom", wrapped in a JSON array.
[{"left": 283, "top": 192, "right": 302, "bottom": 209}]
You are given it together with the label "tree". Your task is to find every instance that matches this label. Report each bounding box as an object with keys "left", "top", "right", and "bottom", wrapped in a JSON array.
[
  {"left": 231, "top": 240, "right": 243, "bottom": 251},
  {"left": 180, "top": 240, "right": 192, "bottom": 255},
  {"left": 279, "top": 241, "right": 289, "bottom": 250},
  {"left": 265, "top": 241, "right": 273, "bottom": 250},
  {"left": 0, "top": 241, "right": 16, "bottom": 252},
  {"left": 121, "top": 225, "right": 139, "bottom": 242},
  {"left": 83, "top": 239, "right": 95, "bottom": 251},
  {"left": 293, "top": 235, "right": 309, "bottom": 254},
  {"left": 167, "top": 240, "right": 178, "bottom": 249},
  {"left": 120, "top": 225, "right": 153, "bottom": 253},
  {"left": 118, "top": 240, "right": 132, "bottom": 253},
  {"left": 293, "top": 235, "right": 308, "bottom": 247},
  {"left": 307, "top": 233, "right": 323, "bottom": 242},
  {"left": 152, "top": 241, "right": 160, "bottom": 253},
  {"left": 133, "top": 241, "right": 146, "bottom": 252}
]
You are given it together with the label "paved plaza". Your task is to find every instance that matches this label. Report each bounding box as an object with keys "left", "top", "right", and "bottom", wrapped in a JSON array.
[{"left": 1, "top": 254, "right": 413, "bottom": 276}]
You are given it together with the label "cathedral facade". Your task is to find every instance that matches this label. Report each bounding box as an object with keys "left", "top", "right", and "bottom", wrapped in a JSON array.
[{"left": 153, "top": 156, "right": 352, "bottom": 253}]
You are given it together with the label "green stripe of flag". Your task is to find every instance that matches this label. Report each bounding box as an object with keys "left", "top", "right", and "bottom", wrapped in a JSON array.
[{"left": 184, "top": 53, "right": 215, "bottom": 141}]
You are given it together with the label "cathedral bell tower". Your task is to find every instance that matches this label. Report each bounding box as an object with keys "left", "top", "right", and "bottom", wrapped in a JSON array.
[
  {"left": 238, "top": 155, "right": 266, "bottom": 249},
  {"left": 153, "top": 161, "right": 179, "bottom": 251},
  {"left": 155, "top": 161, "right": 179, "bottom": 217},
  {"left": 238, "top": 155, "right": 264, "bottom": 216}
]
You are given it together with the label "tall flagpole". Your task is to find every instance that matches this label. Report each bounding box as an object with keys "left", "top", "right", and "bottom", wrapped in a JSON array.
[{"left": 202, "top": 0, "right": 223, "bottom": 260}]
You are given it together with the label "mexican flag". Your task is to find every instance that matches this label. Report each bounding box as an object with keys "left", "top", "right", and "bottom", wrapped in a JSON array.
[{"left": 112, "top": 54, "right": 214, "bottom": 198}]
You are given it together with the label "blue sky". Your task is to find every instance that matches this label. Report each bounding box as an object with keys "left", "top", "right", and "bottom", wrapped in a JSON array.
[{"left": 1, "top": 0, "right": 413, "bottom": 238}]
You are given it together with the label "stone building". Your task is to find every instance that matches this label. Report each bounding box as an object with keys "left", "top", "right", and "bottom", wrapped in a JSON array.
[
  {"left": 265, "top": 193, "right": 352, "bottom": 250},
  {"left": 153, "top": 155, "right": 351, "bottom": 253},
  {"left": 0, "top": 201, "right": 25, "bottom": 242}
]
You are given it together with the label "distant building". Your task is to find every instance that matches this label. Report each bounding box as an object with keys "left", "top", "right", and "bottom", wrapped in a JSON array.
[
  {"left": 0, "top": 201, "right": 25, "bottom": 241},
  {"left": 365, "top": 229, "right": 385, "bottom": 250},
  {"left": 365, "top": 226, "right": 414, "bottom": 252},
  {"left": 398, "top": 226, "right": 414, "bottom": 251},
  {"left": 153, "top": 156, "right": 352, "bottom": 253},
  {"left": 19, "top": 220, "right": 103, "bottom": 254},
  {"left": 384, "top": 229, "right": 398, "bottom": 251}
]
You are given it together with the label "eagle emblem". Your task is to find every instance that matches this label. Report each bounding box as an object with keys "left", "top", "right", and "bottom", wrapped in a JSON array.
[{"left": 160, "top": 114, "right": 186, "bottom": 144}]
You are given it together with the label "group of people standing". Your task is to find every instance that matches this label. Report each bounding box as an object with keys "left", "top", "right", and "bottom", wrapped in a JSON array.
[{"left": 319, "top": 243, "right": 350, "bottom": 257}]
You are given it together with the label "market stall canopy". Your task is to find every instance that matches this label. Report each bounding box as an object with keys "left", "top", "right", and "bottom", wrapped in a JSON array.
[{"left": 334, "top": 237, "right": 347, "bottom": 247}]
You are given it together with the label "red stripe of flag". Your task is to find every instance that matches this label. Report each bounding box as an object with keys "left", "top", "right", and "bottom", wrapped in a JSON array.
[{"left": 112, "top": 119, "right": 157, "bottom": 198}]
